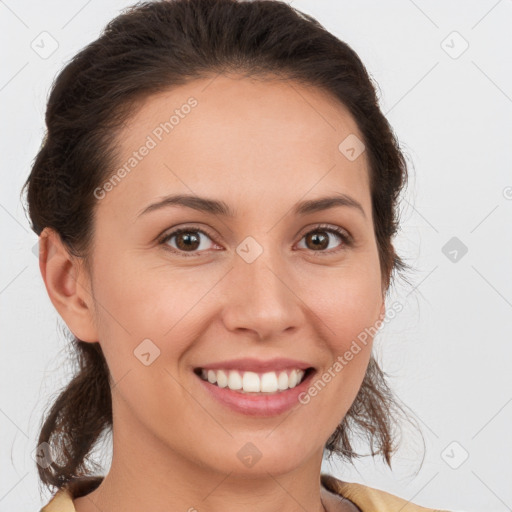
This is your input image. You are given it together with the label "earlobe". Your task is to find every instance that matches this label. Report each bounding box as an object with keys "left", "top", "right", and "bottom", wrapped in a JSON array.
[{"left": 39, "top": 227, "right": 99, "bottom": 343}]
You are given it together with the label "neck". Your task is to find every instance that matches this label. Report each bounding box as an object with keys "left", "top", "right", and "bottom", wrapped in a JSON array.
[{"left": 73, "top": 419, "right": 329, "bottom": 512}]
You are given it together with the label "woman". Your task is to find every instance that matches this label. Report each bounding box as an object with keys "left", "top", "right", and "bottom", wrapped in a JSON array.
[{"left": 23, "top": 0, "right": 451, "bottom": 510}]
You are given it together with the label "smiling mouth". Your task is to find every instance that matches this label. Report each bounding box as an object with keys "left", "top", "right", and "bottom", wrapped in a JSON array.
[{"left": 193, "top": 366, "right": 316, "bottom": 394}]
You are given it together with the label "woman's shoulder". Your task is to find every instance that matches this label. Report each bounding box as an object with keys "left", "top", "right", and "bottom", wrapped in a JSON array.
[
  {"left": 321, "top": 472, "right": 452, "bottom": 512},
  {"left": 40, "top": 488, "right": 74, "bottom": 512},
  {"left": 40, "top": 476, "right": 103, "bottom": 512}
]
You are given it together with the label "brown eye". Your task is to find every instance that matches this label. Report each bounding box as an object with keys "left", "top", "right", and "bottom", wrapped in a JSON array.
[
  {"left": 159, "top": 227, "right": 217, "bottom": 257},
  {"left": 304, "top": 231, "right": 330, "bottom": 250},
  {"left": 175, "top": 231, "right": 201, "bottom": 251},
  {"left": 297, "top": 225, "right": 352, "bottom": 254}
]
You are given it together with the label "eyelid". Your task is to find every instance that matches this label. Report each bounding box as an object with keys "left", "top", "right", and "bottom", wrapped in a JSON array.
[{"left": 296, "top": 223, "right": 352, "bottom": 242}]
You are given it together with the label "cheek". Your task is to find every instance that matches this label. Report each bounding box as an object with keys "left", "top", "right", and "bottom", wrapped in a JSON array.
[
  {"left": 307, "top": 267, "right": 382, "bottom": 346},
  {"left": 90, "top": 252, "right": 211, "bottom": 371},
  {"left": 304, "top": 276, "right": 380, "bottom": 412}
]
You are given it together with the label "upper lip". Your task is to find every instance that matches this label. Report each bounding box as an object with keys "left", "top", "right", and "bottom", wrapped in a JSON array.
[{"left": 195, "top": 357, "right": 315, "bottom": 373}]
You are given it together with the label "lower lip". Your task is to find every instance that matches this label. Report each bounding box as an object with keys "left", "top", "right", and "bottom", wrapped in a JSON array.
[{"left": 195, "top": 369, "right": 316, "bottom": 417}]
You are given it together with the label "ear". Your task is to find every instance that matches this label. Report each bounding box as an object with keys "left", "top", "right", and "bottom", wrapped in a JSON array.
[
  {"left": 38, "top": 227, "right": 99, "bottom": 343},
  {"left": 379, "top": 298, "right": 386, "bottom": 324}
]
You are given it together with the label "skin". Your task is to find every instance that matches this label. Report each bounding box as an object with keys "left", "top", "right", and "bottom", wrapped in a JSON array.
[{"left": 40, "top": 74, "right": 386, "bottom": 512}]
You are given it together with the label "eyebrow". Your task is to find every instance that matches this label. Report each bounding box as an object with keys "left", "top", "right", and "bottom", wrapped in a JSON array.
[{"left": 136, "top": 193, "right": 366, "bottom": 219}]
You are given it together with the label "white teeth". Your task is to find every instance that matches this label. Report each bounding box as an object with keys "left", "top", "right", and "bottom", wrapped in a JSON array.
[
  {"left": 228, "top": 370, "right": 242, "bottom": 390},
  {"left": 277, "top": 371, "right": 288, "bottom": 390},
  {"left": 199, "top": 368, "right": 307, "bottom": 393},
  {"left": 261, "top": 372, "right": 278, "bottom": 392},
  {"left": 216, "top": 369, "right": 228, "bottom": 388},
  {"left": 288, "top": 370, "right": 297, "bottom": 388},
  {"left": 243, "top": 371, "right": 260, "bottom": 392}
]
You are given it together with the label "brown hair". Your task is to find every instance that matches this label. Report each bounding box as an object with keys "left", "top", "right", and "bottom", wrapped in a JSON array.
[{"left": 21, "top": 0, "right": 424, "bottom": 493}]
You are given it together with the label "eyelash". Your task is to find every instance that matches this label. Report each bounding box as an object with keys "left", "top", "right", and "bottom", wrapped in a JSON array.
[{"left": 157, "top": 224, "right": 353, "bottom": 258}]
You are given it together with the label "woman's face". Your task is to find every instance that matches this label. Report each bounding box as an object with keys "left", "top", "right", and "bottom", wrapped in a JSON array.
[{"left": 77, "top": 74, "right": 385, "bottom": 477}]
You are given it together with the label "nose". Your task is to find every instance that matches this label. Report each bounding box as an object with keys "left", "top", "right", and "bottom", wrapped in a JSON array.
[{"left": 220, "top": 247, "right": 304, "bottom": 341}]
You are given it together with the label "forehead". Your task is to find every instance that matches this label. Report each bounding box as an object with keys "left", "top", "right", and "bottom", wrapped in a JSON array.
[{"left": 103, "top": 74, "right": 371, "bottom": 217}]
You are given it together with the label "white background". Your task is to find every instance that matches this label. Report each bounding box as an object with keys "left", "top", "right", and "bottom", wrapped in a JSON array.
[{"left": 1, "top": 1, "right": 511, "bottom": 511}]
